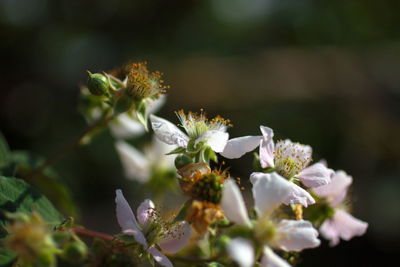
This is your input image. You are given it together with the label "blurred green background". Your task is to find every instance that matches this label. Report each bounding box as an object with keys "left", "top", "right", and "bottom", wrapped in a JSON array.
[{"left": 1, "top": 0, "right": 400, "bottom": 266}]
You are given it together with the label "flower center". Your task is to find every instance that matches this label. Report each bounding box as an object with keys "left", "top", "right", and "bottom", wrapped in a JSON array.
[
  {"left": 274, "top": 140, "right": 312, "bottom": 178},
  {"left": 175, "top": 110, "right": 231, "bottom": 139},
  {"left": 126, "top": 62, "right": 167, "bottom": 100}
]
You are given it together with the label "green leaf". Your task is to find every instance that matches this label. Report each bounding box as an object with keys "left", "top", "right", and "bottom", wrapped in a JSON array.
[
  {"left": 0, "top": 247, "right": 16, "bottom": 266},
  {"left": 0, "top": 132, "right": 10, "bottom": 169},
  {"left": 8, "top": 151, "right": 78, "bottom": 218},
  {"left": 0, "top": 176, "right": 64, "bottom": 228}
]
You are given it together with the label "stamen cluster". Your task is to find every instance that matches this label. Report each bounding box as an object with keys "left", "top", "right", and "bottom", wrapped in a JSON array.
[
  {"left": 274, "top": 140, "right": 312, "bottom": 178},
  {"left": 126, "top": 62, "right": 168, "bottom": 100},
  {"left": 176, "top": 110, "right": 231, "bottom": 139}
]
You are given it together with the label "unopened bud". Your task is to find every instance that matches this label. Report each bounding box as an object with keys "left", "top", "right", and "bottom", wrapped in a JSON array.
[
  {"left": 87, "top": 72, "right": 110, "bottom": 96},
  {"left": 175, "top": 154, "right": 193, "bottom": 169},
  {"left": 61, "top": 241, "right": 88, "bottom": 263}
]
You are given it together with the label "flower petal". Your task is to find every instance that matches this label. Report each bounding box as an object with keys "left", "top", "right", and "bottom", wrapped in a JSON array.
[
  {"left": 260, "top": 246, "right": 290, "bottom": 267},
  {"left": 110, "top": 113, "right": 145, "bottom": 139},
  {"left": 220, "top": 135, "right": 262, "bottom": 159},
  {"left": 251, "top": 172, "right": 315, "bottom": 216},
  {"left": 196, "top": 130, "right": 229, "bottom": 153},
  {"left": 147, "top": 95, "right": 166, "bottom": 115},
  {"left": 274, "top": 220, "right": 320, "bottom": 252},
  {"left": 297, "top": 163, "right": 334, "bottom": 188},
  {"left": 145, "top": 137, "right": 176, "bottom": 169},
  {"left": 227, "top": 238, "right": 255, "bottom": 267},
  {"left": 320, "top": 209, "right": 368, "bottom": 246},
  {"left": 150, "top": 115, "right": 189, "bottom": 147},
  {"left": 147, "top": 247, "right": 173, "bottom": 267},
  {"left": 158, "top": 221, "right": 192, "bottom": 254},
  {"left": 259, "top": 126, "right": 275, "bottom": 168},
  {"left": 137, "top": 199, "right": 156, "bottom": 226},
  {"left": 313, "top": 170, "right": 352, "bottom": 206},
  {"left": 115, "top": 141, "right": 150, "bottom": 182},
  {"left": 115, "top": 190, "right": 147, "bottom": 246},
  {"left": 221, "top": 179, "right": 251, "bottom": 226}
]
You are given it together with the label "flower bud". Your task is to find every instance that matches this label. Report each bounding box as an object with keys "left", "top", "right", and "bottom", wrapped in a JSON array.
[
  {"left": 175, "top": 154, "right": 193, "bottom": 169},
  {"left": 61, "top": 241, "right": 88, "bottom": 263},
  {"left": 87, "top": 72, "right": 110, "bottom": 96}
]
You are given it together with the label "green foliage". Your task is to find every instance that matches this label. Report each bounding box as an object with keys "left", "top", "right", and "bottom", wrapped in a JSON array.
[
  {"left": 0, "top": 176, "right": 64, "bottom": 266},
  {"left": 0, "top": 132, "right": 10, "bottom": 169},
  {"left": 0, "top": 176, "right": 63, "bottom": 228},
  {"left": 2, "top": 151, "right": 78, "bottom": 218}
]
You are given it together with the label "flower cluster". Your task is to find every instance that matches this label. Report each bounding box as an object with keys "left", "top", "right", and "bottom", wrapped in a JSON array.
[{"left": 1, "top": 62, "right": 368, "bottom": 267}]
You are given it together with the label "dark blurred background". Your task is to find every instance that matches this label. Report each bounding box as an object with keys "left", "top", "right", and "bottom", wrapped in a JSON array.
[{"left": 1, "top": 0, "right": 399, "bottom": 266}]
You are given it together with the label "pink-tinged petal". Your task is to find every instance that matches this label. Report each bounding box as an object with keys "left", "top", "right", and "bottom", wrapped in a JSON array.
[
  {"left": 297, "top": 163, "right": 334, "bottom": 188},
  {"left": 137, "top": 199, "right": 156, "bottom": 226},
  {"left": 147, "top": 247, "right": 173, "bottom": 267},
  {"left": 313, "top": 170, "right": 352, "bottom": 206},
  {"left": 260, "top": 246, "right": 291, "bottom": 267},
  {"left": 251, "top": 172, "right": 315, "bottom": 216},
  {"left": 227, "top": 238, "right": 254, "bottom": 267},
  {"left": 320, "top": 209, "right": 368, "bottom": 246},
  {"left": 110, "top": 113, "right": 145, "bottom": 139},
  {"left": 115, "top": 190, "right": 147, "bottom": 246},
  {"left": 221, "top": 179, "right": 251, "bottom": 226},
  {"left": 259, "top": 126, "right": 275, "bottom": 168},
  {"left": 150, "top": 115, "right": 189, "bottom": 147},
  {"left": 158, "top": 221, "right": 192, "bottom": 254},
  {"left": 274, "top": 220, "right": 320, "bottom": 252},
  {"left": 220, "top": 135, "right": 262, "bottom": 159},
  {"left": 115, "top": 141, "right": 150, "bottom": 182},
  {"left": 196, "top": 130, "right": 229, "bottom": 153}
]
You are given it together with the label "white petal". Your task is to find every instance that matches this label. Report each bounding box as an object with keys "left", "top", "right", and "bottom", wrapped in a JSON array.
[
  {"left": 227, "top": 238, "right": 254, "bottom": 267},
  {"left": 320, "top": 209, "right": 368, "bottom": 246},
  {"left": 110, "top": 113, "right": 145, "bottom": 139},
  {"left": 150, "top": 115, "right": 189, "bottom": 147},
  {"left": 147, "top": 95, "right": 166, "bottom": 115},
  {"left": 115, "top": 190, "right": 147, "bottom": 246},
  {"left": 221, "top": 179, "right": 251, "bottom": 226},
  {"left": 145, "top": 137, "right": 176, "bottom": 169},
  {"left": 147, "top": 247, "right": 173, "bottom": 267},
  {"left": 196, "top": 130, "right": 229, "bottom": 153},
  {"left": 251, "top": 172, "right": 315, "bottom": 216},
  {"left": 137, "top": 199, "right": 156, "bottom": 226},
  {"left": 115, "top": 141, "right": 150, "bottom": 182},
  {"left": 158, "top": 221, "right": 192, "bottom": 254},
  {"left": 259, "top": 126, "right": 275, "bottom": 168},
  {"left": 220, "top": 135, "right": 262, "bottom": 159},
  {"left": 313, "top": 170, "right": 352, "bottom": 206},
  {"left": 297, "top": 163, "right": 334, "bottom": 188},
  {"left": 260, "top": 246, "right": 291, "bottom": 267},
  {"left": 274, "top": 220, "right": 320, "bottom": 252}
]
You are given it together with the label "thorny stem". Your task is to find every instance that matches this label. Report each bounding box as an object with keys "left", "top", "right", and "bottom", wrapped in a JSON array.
[{"left": 24, "top": 112, "right": 114, "bottom": 180}]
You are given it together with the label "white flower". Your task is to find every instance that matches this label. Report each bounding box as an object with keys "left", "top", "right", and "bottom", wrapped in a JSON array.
[
  {"left": 115, "top": 137, "right": 175, "bottom": 183},
  {"left": 259, "top": 126, "right": 333, "bottom": 188},
  {"left": 313, "top": 171, "right": 368, "bottom": 246},
  {"left": 150, "top": 112, "right": 262, "bottom": 159},
  {"left": 115, "top": 190, "right": 192, "bottom": 267},
  {"left": 222, "top": 177, "right": 320, "bottom": 267},
  {"left": 110, "top": 96, "right": 166, "bottom": 139}
]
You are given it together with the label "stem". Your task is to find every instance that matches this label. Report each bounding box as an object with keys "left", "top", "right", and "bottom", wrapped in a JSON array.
[
  {"left": 24, "top": 113, "right": 114, "bottom": 180},
  {"left": 70, "top": 227, "right": 117, "bottom": 242}
]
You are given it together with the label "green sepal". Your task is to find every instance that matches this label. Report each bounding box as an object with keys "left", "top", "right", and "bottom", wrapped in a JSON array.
[
  {"left": 173, "top": 199, "right": 192, "bottom": 223},
  {"left": 135, "top": 100, "right": 148, "bottom": 131},
  {"left": 166, "top": 147, "right": 186, "bottom": 155}
]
